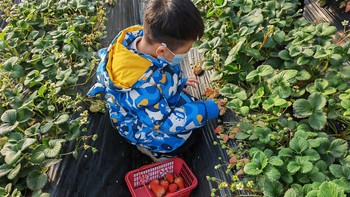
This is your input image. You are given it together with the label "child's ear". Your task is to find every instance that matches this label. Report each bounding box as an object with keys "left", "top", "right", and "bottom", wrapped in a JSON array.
[{"left": 155, "top": 44, "right": 167, "bottom": 57}]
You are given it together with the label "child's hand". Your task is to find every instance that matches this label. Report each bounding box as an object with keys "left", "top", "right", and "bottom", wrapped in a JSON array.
[{"left": 185, "top": 76, "right": 200, "bottom": 89}]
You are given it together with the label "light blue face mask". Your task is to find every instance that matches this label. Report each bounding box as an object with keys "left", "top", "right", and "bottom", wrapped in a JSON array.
[{"left": 158, "top": 43, "right": 186, "bottom": 66}]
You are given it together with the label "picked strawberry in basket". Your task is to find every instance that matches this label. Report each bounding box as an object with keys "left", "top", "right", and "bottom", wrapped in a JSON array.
[
  {"left": 125, "top": 157, "right": 197, "bottom": 197},
  {"left": 148, "top": 173, "right": 186, "bottom": 196}
]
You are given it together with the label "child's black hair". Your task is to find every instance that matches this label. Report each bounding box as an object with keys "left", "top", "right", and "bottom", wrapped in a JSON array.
[{"left": 143, "top": 0, "right": 204, "bottom": 51}]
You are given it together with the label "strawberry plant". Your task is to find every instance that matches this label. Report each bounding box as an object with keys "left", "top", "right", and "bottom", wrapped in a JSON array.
[
  {"left": 194, "top": 0, "right": 350, "bottom": 196},
  {"left": 0, "top": 0, "right": 106, "bottom": 195}
]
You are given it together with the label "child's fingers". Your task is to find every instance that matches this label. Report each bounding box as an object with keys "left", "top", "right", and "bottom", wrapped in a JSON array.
[{"left": 187, "top": 76, "right": 200, "bottom": 85}]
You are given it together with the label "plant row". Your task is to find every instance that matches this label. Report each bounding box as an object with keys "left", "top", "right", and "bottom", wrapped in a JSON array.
[
  {"left": 194, "top": 0, "right": 350, "bottom": 196},
  {"left": 0, "top": 0, "right": 106, "bottom": 196}
]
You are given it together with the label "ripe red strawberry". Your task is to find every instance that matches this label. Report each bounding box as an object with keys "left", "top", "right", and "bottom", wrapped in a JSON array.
[
  {"left": 149, "top": 179, "right": 160, "bottom": 190},
  {"left": 229, "top": 156, "right": 237, "bottom": 164},
  {"left": 220, "top": 134, "right": 229, "bottom": 143},
  {"left": 164, "top": 173, "right": 174, "bottom": 183},
  {"left": 150, "top": 184, "right": 166, "bottom": 197},
  {"left": 160, "top": 180, "right": 169, "bottom": 191},
  {"left": 214, "top": 125, "right": 224, "bottom": 134},
  {"left": 174, "top": 176, "right": 185, "bottom": 189},
  {"left": 168, "top": 183, "right": 179, "bottom": 193},
  {"left": 203, "top": 88, "right": 214, "bottom": 97}
]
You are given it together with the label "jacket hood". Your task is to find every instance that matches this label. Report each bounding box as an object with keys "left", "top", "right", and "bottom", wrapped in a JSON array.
[{"left": 106, "top": 26, "right": 164, "bottom": 91}]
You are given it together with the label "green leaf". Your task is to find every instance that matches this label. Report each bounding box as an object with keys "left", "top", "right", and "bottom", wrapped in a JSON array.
[
  {"left": 290, "top": 137, "right": 308, "bottom": 154},
  {"left": 0, "top": 164, "right": 12, "bottom": 177},
  {"left": 300, "top": 161, "right": 313, "bottom": 173},
  {"left": 7, "top": 163, "right": 21, "bottom": 180},
  {"left": 227, "top": 99, "right": 242, "bottom": 109},
  {"left": 225, "top": 38, "right": 246, "bottom": 65},
  {"left": 239, "top": 106, "right": 250, "bottom": 115},
  {"left": 288, "top": 161, "right": 301, "bottom": 174},
  {"left": 239, "top": 122, "right": 254, "bottom": 132},
  {"left": 44, "top": 139, "right": 65, "bottom": 158},
  {"left": 240, "top": 9, "right": 264, "bottom": 27},
  {"left": 40, "top": 122, "right": 53, "bottom": 134},
  {"left": 269, "top": 156, "right": 284, "bottom": 166},
  {"left": 264, "top": 178, "right": 284, "bottom": 197},
  {"left": 308, "top": 93, "right": 326, "bottom": 110},
  {"left": 284, "top": 188, "right": 299, "bottom": 197},
  {"left": 42, "top": 57, "right": 55, "bottom": 67},
  {"left": 307, "top": 79, "right": 336, "bottom": 95},
  {"left": 31, "top": 145, "right": 46, "bottom": 163},
  {"left": 302, "top": 49, "right": 315, "bottom": 57},
  {"left": 5, "top": 149, "right": 21, "bottom": 165},
  {"left": 340, "top": 66, "right": 350, "bottom": 79},
  {"left": 235, "top": 132, "right": 250, "bottom": 140},
  {"left": 26, "top": 171, "right": 48, "bottom": 190},
  {"left": 320, "top": 25, "right": 337, "bottom": 36},
  {"left": 293, "top": 99, "right": 313, "bottom": 118},
  {"left": 244, "top": 163, "right": 263, "bottom": 175},
  {"left": 304, "top": 148, "right": 321, "bottom": 161},
  {"left": 279, "top": 148, "right": 294, "bottom": 157},
  {"left": 317, "top": 182, "right": 339, "bottom": 197},
  {"left": 219, "top": 84, "right": 247, "bottom": 100},
  {"left": 54, "top": 114, "right": 70, "bottom": 124},
  {"left": 309, "top": 170, "right": 327, "bottom": 182},
  {"left": 289, "top": 45, "right": 302, "bottom": 57},
  {"left": 210, "top": 71, "right": 223, "bottom": 81},
  {"left": 265, "top": 165, "right": 281, "bottom": 180},
  {"left": 328, "top": 139, "right": 348, "bottom": 158},
  {"left": 308, "top": 110, "right": 327, "bottom": 130},
  {"left": 1, "top": 109, "right": 17, "bottom": 124},
  {"left": 246, "top": 48, "right": 264, "bottom": 60},
  {"left": 330, "top": 54, "right": 343, "bottom": 66},
  {"left": 329, "top": 164, "right": 343, "bottom": 178},
  {"left": 66, "top": 122, "right": 81, "bottom": 141},
  {"left": 273, "top": 30, "right": 286, "bottom": 43},
  {"left": 314, "top": 48, "right": 328, "bottom": 59},
  {"left": 297, "top": 56, "right": 310, "bottom": 65},
  {"left": 0, "top": 122, "right": 19, "bottom": 136},
  {"left": 278, "top": 49, "right": 291, "bottom": 60},
  {"left": 17, "top": 138, "right": 37, "bottom": 151},
  {"left": 254, "top": 151, "right": 268, "bottom": 169}
]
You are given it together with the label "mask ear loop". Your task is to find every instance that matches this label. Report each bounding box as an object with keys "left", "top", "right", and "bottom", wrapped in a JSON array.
[{"left": 161, "top": 43, "right": 176, "bottom": 56}]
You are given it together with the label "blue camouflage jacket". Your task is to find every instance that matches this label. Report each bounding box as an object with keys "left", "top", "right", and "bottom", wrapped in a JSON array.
[{"left": 88, "top": 26, "right": 218, "bottom": 153}]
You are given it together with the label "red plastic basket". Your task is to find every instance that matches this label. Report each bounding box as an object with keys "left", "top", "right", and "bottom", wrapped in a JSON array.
[{"left": 125, "top": 157, "right": 198, "bottom": 197}]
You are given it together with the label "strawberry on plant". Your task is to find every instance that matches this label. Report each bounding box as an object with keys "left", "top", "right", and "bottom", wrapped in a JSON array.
[
  {"left": 236, "top": 169, "right": 244, "bottom": 176},
  {"left": 207, "top": 88, "right": 220, "bottom": 100},
  {"left": 240, "top": 158, "right": 250, "bottom": 164},
  {"left": 192, "top": 64, "right": 203, "bottom": 76},
  {"left": 174, "top": 176, "right": 185, "bottom": 189},
  {"left": 160, "top": 180, "right": 169, "bottom": 191},
  {"left": 229, "top": 134, "right": 235, "bottom": 139},
  {"left": 229, "top": 156, "right": 237, "bottom": 164},
  {"left": 151, "top": 184, "right": 166, "bottom": 197},
  {"left": 168, "top": 183, "right": 179, "bottom": 193},
  {"left": 220, "top": 134, "right": 229, "bottom": 143},
  {"left": 164, "top": 173, "right": 174, "bottom": 183},
  {"left": 214, "top": 125, "right": 224, "bottom": 134},
  {"left": 232, "top": 127, "right": 242, "bottom": 134},
  {"left": 203, "top": 88, "right": 214, "bottom": 97}
]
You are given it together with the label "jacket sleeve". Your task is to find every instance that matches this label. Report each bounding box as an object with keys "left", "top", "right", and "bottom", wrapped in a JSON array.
[
  {"left": 121, "top": 65, "right": 219, "bottom": 134},
  {"left": 131, "top": 93, "right": 218, "bottom": 135}
]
